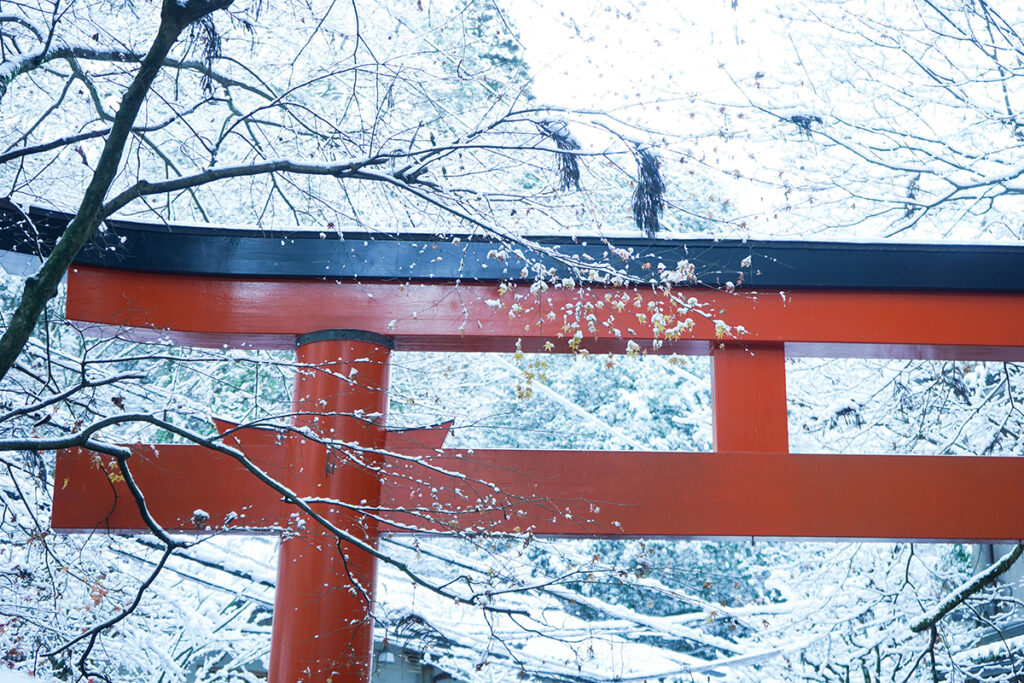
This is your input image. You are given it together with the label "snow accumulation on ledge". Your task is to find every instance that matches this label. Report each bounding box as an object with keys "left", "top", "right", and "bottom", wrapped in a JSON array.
[{"left": 3, "top": 198, "right": 1024, "bottom": 292}]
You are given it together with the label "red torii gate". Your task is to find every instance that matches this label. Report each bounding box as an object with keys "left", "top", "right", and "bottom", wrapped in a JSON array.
[{"left": 5, "top": 201, "right": 1024, "bottom": 681}]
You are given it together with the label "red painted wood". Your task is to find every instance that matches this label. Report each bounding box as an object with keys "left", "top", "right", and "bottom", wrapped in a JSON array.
[
  {"left": 51, "top": 444, "right": 287, "bottom": 532},
  {"left": 53, "top": 445, "right": 1024, "bottom": 542},
  {"left": 53, "top": 260, "right": 1024, "bottom": 680},
  {"left": 384, "top": 420, "right": 453, "bottom": 452},
  {"left": 267, "top": 337, "right": 391, "bottom": 683},
  {"left": 379, "top": 448, "right": 1024, "bottom": 541},
  {"left": 66, "top": 266, "right": 1024, "bottom": 359},
  {"left": 212, "top": 417, "right": 283, "bottom": 450},
  {"left": 49, "top": 420, "right": 452, "bottom": 534},
  {"left": 712, "top": 343, "right": 789, "bottom": 453}
]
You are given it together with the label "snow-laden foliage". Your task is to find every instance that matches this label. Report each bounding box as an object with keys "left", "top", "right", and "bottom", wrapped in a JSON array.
[
  {"left": 728, "top": 0, "right": 1024, "bottom": 239},
  {"left": 0, "top": 0, "right": 719, "bottom": 238},
  {"left": 3, "top": 0, "right": 1024, "bottom": 681}
]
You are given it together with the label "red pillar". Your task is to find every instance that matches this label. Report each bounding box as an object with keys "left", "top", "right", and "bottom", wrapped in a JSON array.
[
  {"left": 711, "top": 343, "right": 789, "bottom": 453},
  {"left": 268, "top": 330, "right": 392, "bottom": 682}
]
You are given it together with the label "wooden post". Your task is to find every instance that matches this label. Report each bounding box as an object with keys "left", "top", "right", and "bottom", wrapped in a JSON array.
[
  {"left": 268, "top": 330, "right": 392, "bottom": 682},
  {"left": 712, "top": 343, "right": 789, "bottom": 453}
]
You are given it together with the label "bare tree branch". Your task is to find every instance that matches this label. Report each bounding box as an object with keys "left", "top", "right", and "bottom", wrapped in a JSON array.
[{"left": 910, "top": 544, "right": 1023, "bottom": 633}]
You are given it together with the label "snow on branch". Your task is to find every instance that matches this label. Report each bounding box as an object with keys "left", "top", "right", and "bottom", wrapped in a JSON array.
[{"left": 910, "top": 543, "right": 1023, "bottom": 633}]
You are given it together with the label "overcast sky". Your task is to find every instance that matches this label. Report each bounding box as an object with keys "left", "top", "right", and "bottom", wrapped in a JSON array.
[{"left": 508, "top": 2, "right": 788, "bottom": 116}]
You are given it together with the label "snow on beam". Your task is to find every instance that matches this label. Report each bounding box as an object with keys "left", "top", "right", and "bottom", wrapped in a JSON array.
[{"left": 6, "top": 197, "right": 1024, "bottom": 291}]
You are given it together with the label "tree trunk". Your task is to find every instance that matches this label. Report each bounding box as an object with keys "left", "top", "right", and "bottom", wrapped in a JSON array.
[{"left": 0, "top": 0, "right": 232, "bottom": 381}]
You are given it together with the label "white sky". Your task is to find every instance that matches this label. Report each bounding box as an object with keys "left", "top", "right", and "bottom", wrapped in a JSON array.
[{"left": 508, "top": 2, "right": 790, "bottom": 117}]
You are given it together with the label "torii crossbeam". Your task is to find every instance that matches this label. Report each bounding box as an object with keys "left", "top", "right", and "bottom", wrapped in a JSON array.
[{"left": 4, "top": 199, "right": 1024, "bottom": 681}]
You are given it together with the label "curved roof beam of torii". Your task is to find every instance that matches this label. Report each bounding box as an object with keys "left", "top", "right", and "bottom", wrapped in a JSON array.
[
  {"left": 2, "top": 197, "right": 1024, "bottom": 291},
  {"left": 3, "top": 198, "right": 1024, "bottom": 360}
]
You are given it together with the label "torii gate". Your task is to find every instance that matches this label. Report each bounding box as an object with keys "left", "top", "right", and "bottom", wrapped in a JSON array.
[{"left": 4, "top": 199, "right": 1024, "bottom": 681}]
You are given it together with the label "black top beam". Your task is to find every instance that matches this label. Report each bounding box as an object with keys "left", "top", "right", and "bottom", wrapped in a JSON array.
[{"left": 2, "top": 198, "right": 1023, "bottom": 292}]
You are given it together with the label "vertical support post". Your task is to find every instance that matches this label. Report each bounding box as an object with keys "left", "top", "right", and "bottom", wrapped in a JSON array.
[
  {"left": 711, "top": 343, "right": 789, "bottom": 453},
  {"left": 268, "top": 330, "right": 393, "bottom": 683}
]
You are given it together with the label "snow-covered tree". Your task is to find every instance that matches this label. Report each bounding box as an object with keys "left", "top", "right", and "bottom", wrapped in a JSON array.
[
  {"left": 3, "top": 1, "right": 1024, "bottom": 681},
  {"left": 726, "top": 0, "right": 1024, "bottom": 240}
]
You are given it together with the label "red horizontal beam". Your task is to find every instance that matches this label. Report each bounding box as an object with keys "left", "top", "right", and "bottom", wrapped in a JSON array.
[
  {"left": 54, "top": 444, "right": 1024, "bottom": 541},
  {"left": 52, "top": 445, "right": 289, "bottom": 532},
  {"left": 66, "top": 267, "right": 1024, "bottom": 360}
]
